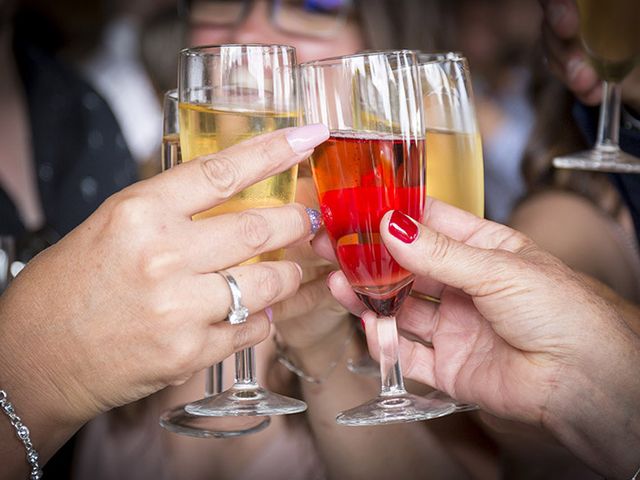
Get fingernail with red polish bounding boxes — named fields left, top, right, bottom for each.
left=285, top=124, right=330, bottom=155
left=360, top=318, right=366, bottom=331
left=265, top=307, right=273, bottom=324
left=388, top=210, right=419, bottom=244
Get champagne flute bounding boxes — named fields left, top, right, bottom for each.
left=178, top=45, right=306, bottom=417
left=301, top=51, right=456, bottom=425
left=158, top=89, right=271, bottom=437
left=553, top=0, right=640, bottom=173
left=419, top=52, right=483, bottom=412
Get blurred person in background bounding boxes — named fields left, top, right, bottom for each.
left=0, top=0, right=140, bottom=476
left=448, top=0, right=541, bottom=223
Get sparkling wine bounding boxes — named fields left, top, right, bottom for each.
left=311, top=132, right=425, bottom=316
left=179, top=103, right=298, bottom=263
left=426, top=129, right=484, bottom=217
left=577, top=0, right=640, bottom=81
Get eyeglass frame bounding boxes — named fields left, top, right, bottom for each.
left=178, top=0, right=354, bottom=39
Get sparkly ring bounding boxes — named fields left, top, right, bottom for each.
left=218, top=270, right=249, bottom=325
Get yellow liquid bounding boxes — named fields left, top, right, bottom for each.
left=426, top=129, right=484, bottom=217
left=577, top=0, right=640, bottom=81
left=179, top=103, right=298, bottom=263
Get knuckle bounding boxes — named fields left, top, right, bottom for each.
left=167, top=340, right=200, bottom=374
left=238, top=210, right=271, bottom=251
left=429, top=232, right=454, bottom=263
left=140, top=250, right=182, bottom=282
left=107, top=194, right=151, bottom=231
left=253, top=140, right=276, bottom=169
left=255, top=265, right=284, bottom=304
left=200, top=155, right=241, bottom=200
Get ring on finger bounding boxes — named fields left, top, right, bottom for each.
left=218, top=270, right=250, bottom=325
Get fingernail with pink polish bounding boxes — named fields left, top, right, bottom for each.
left=286, top=124, right=330, bottom=155
left=265, top=307, right=273, bottom=323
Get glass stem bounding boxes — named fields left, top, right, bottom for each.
left=234, top=347, right=258, bottom=389
left=205, top=363, right=224, bottom=397
left=596, top=80, right=622, bottom=153
left=376, top=316, right=407, bottom=396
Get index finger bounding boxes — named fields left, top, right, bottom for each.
left=422, top=198, right=528, bottom=253
left=149, top=124, right=329, bottom=217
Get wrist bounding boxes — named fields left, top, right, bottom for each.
left=286, top=317, right=356, bottom=368
left=543, top=319, right=640, bottom=478
left=277, top=318, right=362, bottom=382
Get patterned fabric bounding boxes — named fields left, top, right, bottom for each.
left=0, top=32, right=137, bottom=260
left=573, top=102, right=640, bottom=242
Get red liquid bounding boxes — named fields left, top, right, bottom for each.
left=311, top=132, right=425, bottom=317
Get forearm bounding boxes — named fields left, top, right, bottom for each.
left=294, top=333, right=466, bottom=480
left=578, top=272, right=640, bottom=336
left=0, top=359, right=81, bottom=480
left=0, top=305, right=85, bottom=478
left=544, top=319, right=640, bottom=478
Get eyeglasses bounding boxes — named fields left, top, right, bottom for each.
left=179, top=0, right=353, bottom=38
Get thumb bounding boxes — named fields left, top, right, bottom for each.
left=380, top=210, right=528, bottom=297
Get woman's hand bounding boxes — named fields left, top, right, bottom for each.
left=0, top=125, right=329, bottom=469
left=540, top=0, right=640, bottom=111
left=315, top=198, right=640, bottom=479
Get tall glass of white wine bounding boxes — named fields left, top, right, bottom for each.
left=158, top=89, right=271, bottom=437
left=178, top=45, right=307, bottom=417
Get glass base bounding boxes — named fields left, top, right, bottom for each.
left=425, top=390, right=479, bottom=413
left=553, top=148, right=640, bottom=173
left=185, top=385, right=307, bottom=417
left=159, top=404, right=270, bottom=438
left=336, top=392, right=456, bottom=426
left=347, top=355, right=380, bottom=377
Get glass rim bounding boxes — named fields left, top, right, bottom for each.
left=299, top=49, right=418, bottom=68
left=417, top=51, right=466, bottom=65
left=180, top=43, right=296, bottom=58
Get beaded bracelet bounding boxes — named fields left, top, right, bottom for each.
left=0, top=389, right=43, bottom=479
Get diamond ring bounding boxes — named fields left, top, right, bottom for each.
left=218, top=270, right=249, bottom=325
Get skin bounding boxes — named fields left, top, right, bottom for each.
left=0, top=126, right=327, bottom=479
left=155, top=5, right=468, bottom=480
left=315, top=199, right=640, bottom=479
left=539, top=0, right=640, bottom=111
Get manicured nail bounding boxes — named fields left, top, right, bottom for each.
left=388, top=210, right=419, bottom=244
left=548, top=3, right=566, bottom=28
left=305, top=207, right=323, bottom=236
left=360, top=318, right=366, bottom=331
left=285, top=124, right=330, bottom=155
left=265, top=307, right=273, bottom=323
